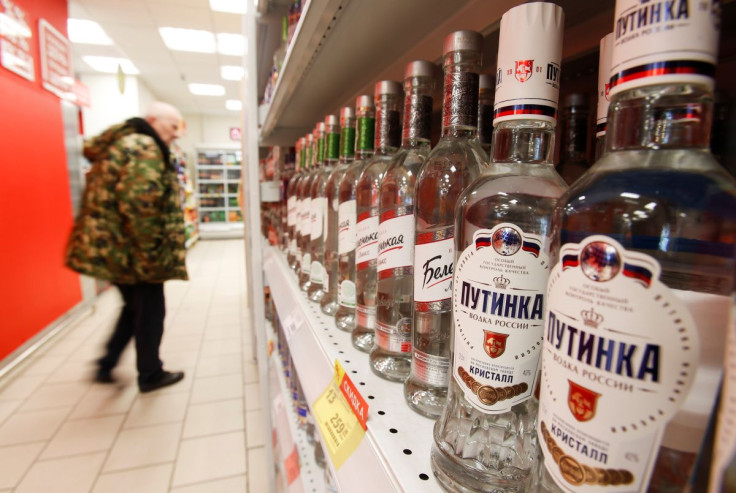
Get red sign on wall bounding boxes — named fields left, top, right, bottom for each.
left=0, top=0, right=35, bottom=81
left=38, top=18, right=72, bottom=99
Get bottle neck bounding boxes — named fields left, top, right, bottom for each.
left=402, top=77, right=433, bottom=148
left=375, top=95, right=401, bottom=154
left=560, top=106, right=589, bottom=164
left=441, top=52, right=480, bottom=136
left=355, top=114, right=375, bottom=159
left=325, top=126, right=340, bottom=164
left=607, top=84, right=713, bottom=152
left=491, top=119, right=556, bottom=165
left=339, top=119, right=356, bottom=161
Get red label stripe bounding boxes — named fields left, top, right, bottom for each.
left=609, top=60, right=715, bottom=89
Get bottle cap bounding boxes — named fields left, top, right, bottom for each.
left=355, top=94, right=374, bottom=111
left=340, top=106, right=355, bottom=121
left=404, top=60, right=436, bottom=79
left=316, top=122, right=325, bottom=132
left=479, top=73, right=493, bottom=90
left=374, top=80, right=402, bottom=98
left=596, top=33, right=613, bottom=137
left=324, top=114, right=338, bottom=126
left=609, top=0, right=719, bottom=97
left=443, top=29, right=483, bottom=55
left=493, top=2, right=564, bottom=126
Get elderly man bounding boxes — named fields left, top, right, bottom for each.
left=66, top=101, right=188, bottom=392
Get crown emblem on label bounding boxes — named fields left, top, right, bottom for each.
left=493, top=275, right=510, bottom=289
left=581, top=307, right=603, bottom=328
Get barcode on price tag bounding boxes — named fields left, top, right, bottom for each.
left=282, top=315, right=300, bottom=341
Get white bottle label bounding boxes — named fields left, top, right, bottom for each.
left=596, top=33, right=614, bottom=138
left=287, top=196, right=296, bottom=228
left=710, top=313, right=736, bottom=493
left=411, top=349, right=450, bottom=387
left=338, top=280, right=355, bottom=308
left=310, top=261, right=323, bottom=284
left=338, top=200, right=356, bottom=255
left=377, top=213, right=415, bottom=275
left=375, top=319, right=411, bottom=353
left=289, top=238, right=297, bottom=257
left=323, top=272, right=329, bottom=294
left=355, top=215, right=379, bottom=268
left=413, top=234, right=454, bottom=308
left=302, top=253, right=311, bottom=275
left=452, top=224, right=547, bottom=413
left=310, top=197, right=325, bottom=240
left=539, top=235, right=726, bottom=492
left=609, top=0, right=719, bottom=97
left=301, top=198, right=312, bottom=236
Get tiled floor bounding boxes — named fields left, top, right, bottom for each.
left=0, top=239, right=268, bottom=493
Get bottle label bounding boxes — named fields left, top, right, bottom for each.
left=411, top=349, right=450, bottom=387
left=338, top=200, right=356, bottom=255
left=493, top=2, right=563, bottom=125
left=310, top=261, right=323, bottom=284
left=609, top=0, right=719, bottom=97
left=596, top=33, right=614, bottom=138
left=301, top=198, right=312, bottom=236
left=287, top=196, right=296, bottom=227
left=355, top=214, right=379, bottom=270
left=310, top=197, right=325, bottom=240
left=302, top=253, right=311, bottom=275
left=323, top=272, right=329, bottom=293
left=452, top=224, right=547, bottom=413
left=710, top=317, right=736, bottom=493
left=356, top=304, right=375, bottom=329
left=375, top=319, right=411, bottom=353
left=539, top=236, right=718, bottom=492
left=377, top=212, right=415, bottom=277
left=338, top=280, right=355, bottom=308
left=413, top=233, right=454, bottom=311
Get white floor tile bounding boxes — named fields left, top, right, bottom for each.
left=92, top=464, right=173, bottom=493
left=69, top=383, right=138, bottom=419
left=199, top=338, right=243, bottom=358
left=19, top=381, right=91, bottom=412
left=19, top=354, right=68, bottom=376
left=0, top=399, right=22, bottom=426
left=195, top=353, right=242, bottom=379
left=41, top=415, right=124, bottom=459
left=0, top=442, right=45, bottom=489
left=123, top=392, right=189, bottom=428
left=190, top=373, right=243, bottom=404
left=171, top=475, right=246, bottom=493
left=14, top=452, right=106, bottom=493
left=0, top=407, right=70, bottom=446
left=244, top=383, right=262, bottom=411
left=245, top=410, right=266, bottom=448
left=0, top=375, right=46, bottom=401
left=171, top=431, right=247, bottom=487
left=103, top=423, right=181, bottom=472
left=243, top=361, right=259, bottom=384
left=247, top=446, right=269, bottom=493
left=182, top=398, right=244, bottom=439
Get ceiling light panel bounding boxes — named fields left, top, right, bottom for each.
left=83, top=56, right=139, bottom=74
left=226, top=99, right=242, bottom=111
left=217, top=33, right=245, bottom=56
left=159, top=27, right=216, bottom=53
left=189, top=83, right=225, bottom=96
left=68, top=19, right=113, bottom=45
left=210, top=0, right=247, bottom=14
left=220, top=65, right=244, bottom=81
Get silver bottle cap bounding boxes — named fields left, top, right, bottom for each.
left=443, top=29, right=483, bottom=55
left=316, top=121, right=325, bottom=132
left=355, top=94, right=373, bottom=110
left=340, top=106, right=355, bottom=120
left=324, top=114, right=338, bottom=126
left=404, top=60, right=436, bottom=80
left=374, top=80, right=402, bottom=98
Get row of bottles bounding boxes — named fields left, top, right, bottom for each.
left=266, top=1, right=736, bottom=491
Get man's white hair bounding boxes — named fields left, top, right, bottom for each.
left=145, top=101, right=181, bottom=121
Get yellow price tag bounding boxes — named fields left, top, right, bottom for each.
left=312, top=361, right=366, bottom=469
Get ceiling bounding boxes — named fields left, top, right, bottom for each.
left=68, top=0, right=285, bottom=117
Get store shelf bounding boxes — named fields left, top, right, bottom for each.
left=263, top=246, right=442, bottom=493
left=258, top=0, right=614, bottom=145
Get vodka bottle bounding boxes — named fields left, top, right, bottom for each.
left=711, top=309, right=736, bottom=493
left=371, top=60, right=436, bottom=381
left=407, top=30, right=486, bottom=419
left=594, top=33, right=613, bottom=162
left=335, top=95, right=375, bottom=332
left=321, top=106, right=356, bottom=316
left=308, top=117, right=336, bottom=303
left=556, top=94, right=590, bottom=185
left=287, top=138, right=304, bottom=270
left=297, top=131, right=316, bottom=291
left=478, top=73, right=494, bottom=156
left=432, top=4, right=566, bottom=491
left=353, top=80, right=403, bottom=352
left=539, top=2, right=736, bottom=492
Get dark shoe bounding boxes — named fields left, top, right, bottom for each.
left=94, top=369, right=116, bottom=384
left=139, top=371, right=185, bottom=393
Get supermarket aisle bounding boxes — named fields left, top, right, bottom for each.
left=0, top=239, right=268, bottom=493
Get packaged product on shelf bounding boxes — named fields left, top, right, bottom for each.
left=594, top=33, right=613, bottom=162
left=371, top=60, right=436, bottom=382
left=335, top=95, right=375, bottom=333
left=353, top=80, right=403, bottom=353
left=478, top=73, right=494, bottom=156
left=538, top=1, right=736, bottom=491
left=556, top=93, right=591, bottom=185
left=287, top=138, right=305, bottom=270
left=431, top=4, right=566, bottom=491
left=408, top=29, right=486, bottom=419
left=297, top=132, right=316, bottom=291
left=321, top=106, right=356, bottom=316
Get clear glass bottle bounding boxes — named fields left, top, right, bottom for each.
left=556, top=93, right=591, bottom=185
left=353, top=80, right=403, bottom=353
left=335, top=95, right=375, bottom=332
left=407, top=30, right=487, bottom=419
left=594, top=33, right=613, bottom=162
left=371, top=61, right=436, bottom=380
left=539, top=2, right=736, bottom=492
left=287, top=138, right=304, bottom=270
left=432, top=5, right=566, bottom=491
left=321, top=106, right=356, bottom=316
left=297, top=131, right=316, bottom=291
left=478, top=73, right=494, bottom=156
left=308, top=118, right=336, bottom=303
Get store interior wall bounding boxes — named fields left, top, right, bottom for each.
left=79, top=73, right=154, bottom=138
left=0, top=0, right=83, bottom=362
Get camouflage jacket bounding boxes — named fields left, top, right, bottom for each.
left=66, top=119, right=188, bottom=284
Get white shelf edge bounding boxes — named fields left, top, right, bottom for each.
left=263, top=246, right=442, bottom=493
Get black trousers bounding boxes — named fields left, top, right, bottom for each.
left=98, top=283, right=165, bottom=384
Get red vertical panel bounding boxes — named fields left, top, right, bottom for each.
left=0, top=0, right=82, bottom=361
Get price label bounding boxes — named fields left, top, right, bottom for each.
left=282, top=314, right=300, bottom=342
left=312, top=360, right=368, bottom=469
